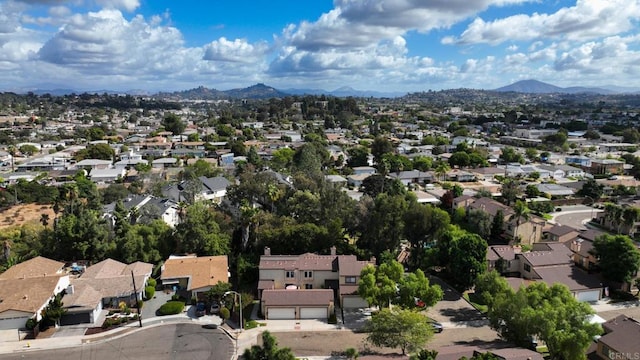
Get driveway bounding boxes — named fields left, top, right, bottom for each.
left=141, top=289, right=174, bottom=319
left=427, top=276, right=488, bottom=327
left=550, top=205, right=603, bottom=230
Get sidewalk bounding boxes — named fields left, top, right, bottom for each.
left=590, top=298, right=640, bottom=313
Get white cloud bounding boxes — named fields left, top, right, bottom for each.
left=202, top=37, right=269, bottom=63
left=95, top=0, right=140, bottom=12
left=452, top=0, right=640, bottom=45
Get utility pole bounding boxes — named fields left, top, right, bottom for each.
left=131, top=270, right=143, bottom=328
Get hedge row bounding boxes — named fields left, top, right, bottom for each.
left=158, top=301, right=185, bottom=315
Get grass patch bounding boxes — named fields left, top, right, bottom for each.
left=244, top=320, right=266, bottom=330
left=464, top=293, right=488, bottom=313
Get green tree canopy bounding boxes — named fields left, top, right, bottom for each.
left=592, top=234, right=640, bottom=284
left=243, top=331, right=296, bottom=360
left=488, top=282, right=601, bottom=360
left=162, top=113, right=186, bottom=135
left=365, top=308, right=433, bottom=355
left=174, top=202, right=231, bottom=256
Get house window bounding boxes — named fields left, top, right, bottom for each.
left=305, top=284, right=313, bottom=289
left=524, top=263, right=531, bottom=272
left=285, top=271, right=295, bottom=278
left=304, top=271, right=313, bottom=279
left=345, top=276, right=357, bottom=284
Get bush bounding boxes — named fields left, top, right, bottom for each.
left=219, top=307, right=230, bottom=322
left=147, top=278, right=157, bottom=288
left=144, top=286, right=155, bottom=300
left=25, top=318, right=37, bottom=330
left=158, top=301, right=185, bottom=315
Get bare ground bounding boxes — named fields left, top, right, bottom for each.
left=0, top=204, right=55, bottom=229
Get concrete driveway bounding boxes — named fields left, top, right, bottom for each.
left=427, top=276, right=489, bottom=328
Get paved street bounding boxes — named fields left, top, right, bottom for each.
left=550, top=205, right=603, bottom=230
left=0, top=323, right=233, bottom=360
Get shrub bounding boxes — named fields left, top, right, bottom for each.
left=147, top=278, right=157, bottom=288
left=144, top=286, right=155, bottom=300
left=219, top=307, right=230, bottom=322
left=25, top=318, right=37, bottom=330
left=158, top=301, right=185, bottom=315
left=171, top=294, right=181, bottom=301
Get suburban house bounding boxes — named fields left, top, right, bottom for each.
left=61, top=259, right=153, bottom=325
left=160, top=255, right=229, bottom=300
left=517, top=243, right=603, bottom=302
left=535, top=183, right=575, bottom=198
left=103, top=194, right=181, bottom=228
left=437, top=343, right=544, bottom=360
left=566, top=229, right=606, bottom=271
left=544, top=224, right=580, bottom=243
left=257, top=246, right=375, bottom=320
left=589, top=315, right=640, bottom=360
left=0, top=257, right=70, bottom=331
left=388, top=170, right=434, bottom=186
left=538, top=164, right=585, bottom=179
left=162, top=176, right=231, bottom=204
left=75, top=159, right=113, bottom=171
left=565, top=155, right=592, bottom=168
left=467, top=197, right=545, bottom=245
left=88, top=168, right=126, bottom=183
left=486, top=243, right=603, bottom=301
left=590, top=159, right=624, bottom=175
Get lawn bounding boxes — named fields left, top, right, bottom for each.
left=464, top=292, right=488, bottom=313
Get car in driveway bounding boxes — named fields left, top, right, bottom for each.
left=427, top=318, right=443, bottom=333
left=210, top=302, right=220, bottom=314
left=195, top=302, right=206, bottom=317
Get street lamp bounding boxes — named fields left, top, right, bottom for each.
left=224, top=291, right=243, bottom=331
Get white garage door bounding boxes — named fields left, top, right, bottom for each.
left=267, top=307, right=296, bottom=320
left=0, top=316, right=30, bottom=330
left=576, top=290, right=600, bottom=302
left=300, top=307, right=327, bottom=319
left=342, top=296, right=368, bottom=309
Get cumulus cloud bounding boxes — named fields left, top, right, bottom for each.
left=95, top=0, right=140, bottom=12
left=203, top=37, right=269, bottom=63
left=451, top=0, right=640, bottom=45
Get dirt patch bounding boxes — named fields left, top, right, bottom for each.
left=0, top=203, right=55, bottom=229
left=270, top=331, right=401, bottom=357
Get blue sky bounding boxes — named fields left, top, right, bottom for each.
left=1, top=0, right=640, bottom=93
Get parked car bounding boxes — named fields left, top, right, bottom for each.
left=427, top=318, right=443, bottom=333
left=210, top=302, right=220, bottom=314
left=195, top=302, right=206, bottom=317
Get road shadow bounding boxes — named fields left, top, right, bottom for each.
left=439, top=307, right=486, bottom=324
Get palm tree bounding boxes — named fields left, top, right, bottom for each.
left=611, top=205, right=624, bottom=234
left=622, top=207, right=640, bottom=237
left=509, top=200, right=530, bottom=244
left=603, top=203, right=618, bottom=229
left=435, top=162, right=451, bottom=182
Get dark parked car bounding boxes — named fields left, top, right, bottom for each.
left=427, top=318, right=443, bottom=333
left=195, top=302, right=206, bottom=317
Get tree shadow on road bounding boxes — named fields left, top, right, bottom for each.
left=439, top=307, right=487, bottom=324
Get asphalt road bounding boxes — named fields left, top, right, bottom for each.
left=551, top=205, right=602, bottom=230
left=1, top=323, right=234, bottom=360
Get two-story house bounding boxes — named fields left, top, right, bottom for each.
left=468, top=197, right=545, bottom=245
left=590, top=315, right=640, bottom=360
left=258, top=247, right=375, bottom=320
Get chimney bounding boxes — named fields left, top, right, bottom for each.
left=264, top=246, right=271, bottom=256
left=330, top=246, right=336, bottom=256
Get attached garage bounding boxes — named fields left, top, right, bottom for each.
left=300, top=307, right=327, bottom=319
left=60, top=312, right=91, bottom=326
left=261, top=289, right=334, bottom=320
left=341, top=296, right=368, bottom=309
left=576, top=290, right=600, bottom=302
left=267, top=307, right=296, bottom=320
left=0, top=311, right=31, bottom=330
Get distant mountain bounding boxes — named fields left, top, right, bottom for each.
left=223, top=83, right=289, bottom=99
left=284, top=86, right=405, bottom=98
left=495, top=79, right=613, bottom=94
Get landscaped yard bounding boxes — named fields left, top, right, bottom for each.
left=463, top=292, right=488, bottom=313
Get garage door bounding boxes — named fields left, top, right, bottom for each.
left=61, top=312, right=91, bottom=326
left=576, top=290, right=600, bottom=302
left=342, top=296, right=368, bottom=309
left=0, top=316, right=30, bottom=330
left=267, top=307, right=295, bottom=320
left=300, top=307, right=327, bottom=319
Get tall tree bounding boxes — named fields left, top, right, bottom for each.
left=489, top=282, right=601, bottom=360
left=592, top=234, right=640, bottom=285
left=365, top=308, right=433, bottom=355
left=162, top=113, right=186, bottom=135
left=403, top=203, right=450, bottom=269
left=174, top=202, right=230, bottom=256
left=509, top=200, right=530, bottom=244
left=371, top=136, right=394, bottom=165
left=357, top=193, right=408, bottom=260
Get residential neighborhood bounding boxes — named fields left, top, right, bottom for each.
left=1, top=88, right=640, bottom=360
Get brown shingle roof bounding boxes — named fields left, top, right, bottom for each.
left=161, top=255, right=229, bottom=291
left=534, top=265, right=602, bottom=292
left=546, top=224, right=579, bottom=237
left=469, top=197, right=514, bottom=217
left=62, top=281, right=103, bottom=312
left=0, top=256, right=65, bottom=280
left=337, top=255, right=374, bottom=276
left=261, top=289, right=333, bottom=307
left=600, top=315, right=640, bottom=355
left=518, top=250, right=572, bottom=267
left=0, top=276, right=64, bottom=313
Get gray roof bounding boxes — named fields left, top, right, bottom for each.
left=535, top=183, right=575, bottom=196
left=534, top=265, right=602, bottom=292
left=199, top=176, right=231, bottom=192
left=76, top=159, right=112, bottom=166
